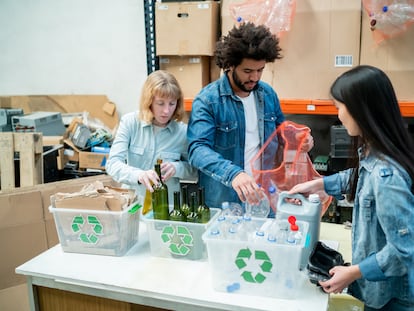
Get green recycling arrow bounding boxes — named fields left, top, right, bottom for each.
left=235, top=248, right=273, bottom=283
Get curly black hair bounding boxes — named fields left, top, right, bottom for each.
left=214, top=22, right=282, bottom=70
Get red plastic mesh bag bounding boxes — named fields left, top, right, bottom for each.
left=250, top=121, right=331, bottom=215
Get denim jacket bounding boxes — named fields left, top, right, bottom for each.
left=324, top=148, right=414, bottom=308
left=106, top=112, right=197, bottom=203
left=187, top=73, right=285, bottom=208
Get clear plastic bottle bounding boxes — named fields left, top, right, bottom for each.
left=208, top=228, right=221, bottom=239
left=253, top=230, right=266, bottom=242
left=268, top=184, right=278, bottom=218
left=267, top=219, right=280, bottom=243
left=246, top=191, right=270, bottom=218
left=277, top=220, right=289, bottom=244
left=227, top=217, right=242, bottom=240
left=239, top=213, right=256, bottom=240
left=286, top=216, right=302, bottom=245
left=216, top=214, right=228, bottom=239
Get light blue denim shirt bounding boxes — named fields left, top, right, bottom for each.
left=106, top=111, right=197, bottom=203
left=187, top=73, right=285, bottom=208
left=324, top=148, right=414, bottom=308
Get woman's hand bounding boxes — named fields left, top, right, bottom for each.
left=319, top=265, right=361, bottom=294
left=161, top=162, right=176, bottom=182
left=288, top=178, right=324, bottom=197
left=137, top=170, right=159, bottom=192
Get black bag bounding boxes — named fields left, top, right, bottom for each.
left=307, top=241, right=349, bottom=285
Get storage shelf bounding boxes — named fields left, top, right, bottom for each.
left=184, top=98, right=414, bottom=117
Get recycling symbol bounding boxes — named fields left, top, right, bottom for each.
left=161, top=225, right=194, bottom=256
left=235, top=248, right=273, bottom=283
left=71, top=215, right=104, bottom=244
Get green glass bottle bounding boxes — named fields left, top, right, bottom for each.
left=197, top=186, right=210, bottom=223
left=180, top=185, right=190, bottom=221
left=186, top=191, right=199, bottom=223
left=152, top=163, right=169, bottom=220
left=169, top=191, right=184, bottom=221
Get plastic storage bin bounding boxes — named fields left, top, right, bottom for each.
left=202, top=217, right=309, bottom=299
left=142, top=208, right=220, bottom=260
left=49, top=202, right=141, bottom=256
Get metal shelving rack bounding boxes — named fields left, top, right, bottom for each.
left=144, top=1, right=159, bottom=74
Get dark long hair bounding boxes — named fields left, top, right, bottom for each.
left=330, top=65, right=414, bottom=199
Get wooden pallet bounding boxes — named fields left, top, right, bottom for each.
left=0, top=132, right=43, bottom=190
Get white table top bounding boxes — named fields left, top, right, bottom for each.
left=14, top=222, right=349, bottom=311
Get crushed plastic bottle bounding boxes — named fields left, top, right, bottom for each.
left=245, top=188, right=270, bottom=218
left=222, top=201, right=244, bottom=217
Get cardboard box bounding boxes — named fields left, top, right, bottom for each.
left=273, top=0, right=361, bottom=100
left=0, top=95, right=119, bottom=130
left=221, top=0, right=362, bottom=100
left=159, top=56, right=211, bottom=99
left=63, top=138, right=108, bottom=170
left=0, top=95, right=120, bottom=171
left=78, top=151, right=108, bottom=170
left=0, top=189, right=47, bottom=290
left=155, top=1, right=220, bottom=56
left=360, top=11, right=414, bottom=101
left=0, top=174, right=116, bottom=289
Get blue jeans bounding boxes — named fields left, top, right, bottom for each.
left=364, top=298, right=414, bottom=311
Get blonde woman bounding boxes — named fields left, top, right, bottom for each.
left=106, top=70, right=197, bottom=203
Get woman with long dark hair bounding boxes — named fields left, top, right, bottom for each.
left=289, top=65, right=414, bottom=310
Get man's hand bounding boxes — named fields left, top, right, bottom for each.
left=296, top=132, right=314, bottom=152
left=232, top=172, right=262, bottom=205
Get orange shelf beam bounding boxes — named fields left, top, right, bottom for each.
left=184, top=98, right=414, bottom=117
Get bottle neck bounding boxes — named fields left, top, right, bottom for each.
left=190, top=192, right=198, bottom=212
left=198, top=187, right=205, bottom=206
left=173, top=192, right=181, bottom=210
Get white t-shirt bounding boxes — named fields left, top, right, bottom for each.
left=238, top=92, right=260, bottom=176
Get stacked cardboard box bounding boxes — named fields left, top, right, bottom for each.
left=221, top=0, right=414, bottom=106
left=0, top=174, right=116, bottom=290
left=221, top=0, right=362, bottom=101
left=155, top=1, right=221, bottom=100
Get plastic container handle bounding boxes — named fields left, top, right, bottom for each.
left=278, top=191, right=307, bottom=205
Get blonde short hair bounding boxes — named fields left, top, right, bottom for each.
left=138, top=70, right=184, bottom=123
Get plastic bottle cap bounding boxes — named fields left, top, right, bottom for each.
left=308, top=193, right=320, bottom=203
left=222, top=201, right=230, bottom=209
left=288, top=215, right=297, bottom=225
left=268, top=186, right=276, bottom=193
left=256, top=230, right=265, bottom=237
left=290, top=223, right=299, bottom=231
left=210, top=229, right=220, bottom=236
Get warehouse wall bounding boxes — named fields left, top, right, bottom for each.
left=0, top=0, right=147, bottom=116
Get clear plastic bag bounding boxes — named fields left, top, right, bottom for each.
left=250, top=121, right=331, bottom=215
left=363, top=0, right=414, bottom=43
left=229, top=0, right=296, bottom=35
